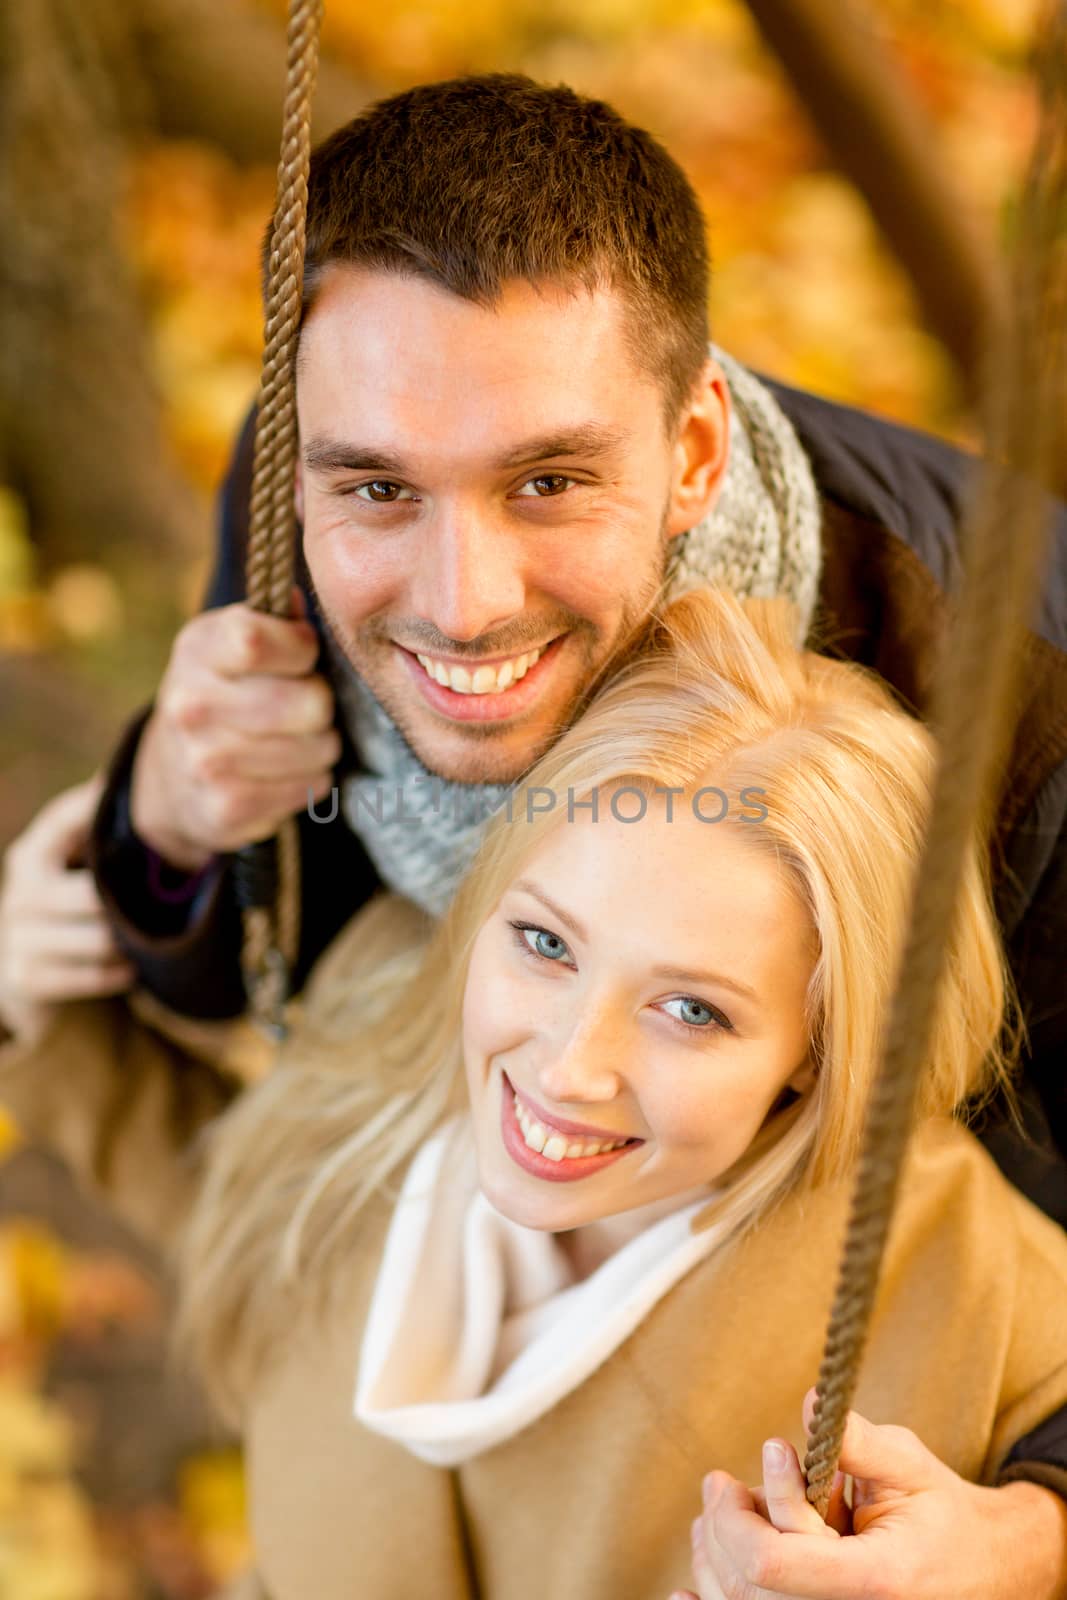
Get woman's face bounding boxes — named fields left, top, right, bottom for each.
left=461, top=794, right=818, bottom=1232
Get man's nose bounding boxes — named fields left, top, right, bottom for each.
left=409, top=506, right=527, bottom=644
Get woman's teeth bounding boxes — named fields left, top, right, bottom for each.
left=416, top=644, right=546, bottom=695
left=513, top=1092, right=630, bottom=1161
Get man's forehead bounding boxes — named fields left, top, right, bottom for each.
left=296, top=262, right=641, bottom=371
left=294, top=265, right=670, bottom=453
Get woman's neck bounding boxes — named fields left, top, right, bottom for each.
left=555, top=1183, right=715, bottom=1281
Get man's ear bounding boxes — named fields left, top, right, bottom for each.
left=294, top=458, right=305, bottom=524
left=665, top=357, right=731, bottom=540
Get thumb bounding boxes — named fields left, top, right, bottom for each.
left=32, top=773, right=106, bottom=862
left=802, top=1387, right=939, bottom=1495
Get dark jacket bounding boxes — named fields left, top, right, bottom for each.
left=90, top=384, right=1067, bottom=1170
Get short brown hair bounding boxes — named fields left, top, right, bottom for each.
left=295, top=73, right=711, bottom=426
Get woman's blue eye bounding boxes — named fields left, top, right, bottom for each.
left=529, top=928, right=570, bottom=962
left=662, top=996, right=727, bottom=1030
left=511, top=921, right=572, bottom=964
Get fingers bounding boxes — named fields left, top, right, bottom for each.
left=187, top=729, right=342, bottom=784
left=160, top=668, right=335, bottom=741
left=193, top=603, right=321, bottom=682
left=0, top=781, right=135, bottom=1041
left=803, top=1387, right=938, bottom=1496
left=24, top=958, right=136, bottom=1002
left=3, top=911, right=134, bottom=1001
left=701, top=1470, right=872, bottom=1600
left=760, top=1440, right=834, bottom=1537
left=7, top=866, right=101, bottom=919
left=825, top=1472, right=852, bottom=1537
left=15, top=915, right=123, bottom=964
left=9, top=775, right=103, bottom=870
left=133, top=602, right=341, bottom=860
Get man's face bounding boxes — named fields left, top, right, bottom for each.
left=296, top=266, right=728, bottom=783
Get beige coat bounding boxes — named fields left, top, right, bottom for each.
left=3, top=1001, right=1067, bottom=1599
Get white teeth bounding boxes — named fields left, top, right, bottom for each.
left=523, top=1120, right=547, bottom=1154
left=416, top=645, right=546, bottom=695
left=513, top=1092, right=630, bottom=1161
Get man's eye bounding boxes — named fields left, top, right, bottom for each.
left=516, top=475, right=575, bottom=498
left=353, top=481, right=412, bottom=503
left=661, top=997, right=732, bottom=1032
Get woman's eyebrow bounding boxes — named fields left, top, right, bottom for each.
left=511, top=883, right=761, bottom=1003
left=512, top=880, right=588, bottom=942
left=648, top=964, right=761, bottom=1005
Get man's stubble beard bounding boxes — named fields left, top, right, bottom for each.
left=307, top=504, right=678, bottom=786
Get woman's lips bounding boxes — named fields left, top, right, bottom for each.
left=510, top=1076, right=636, bottom=1143
left=499, top=1072, right=641, bottom=1184
left=398, top=635, right=566, bottom=723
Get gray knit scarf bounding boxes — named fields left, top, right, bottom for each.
left=325, top=349, right=822, bottom=916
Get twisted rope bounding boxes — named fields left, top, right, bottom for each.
left=236, top=0, right=322, bottom=1034
left=804, top=2, right=1067, bottom=1516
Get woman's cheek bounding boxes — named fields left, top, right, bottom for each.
left=652, top=1077, right=763, bottom=1168
left=466, top=962, right=535, bottom=1059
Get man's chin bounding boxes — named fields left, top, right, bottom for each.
left=404, top=725, right=553, bottom=787
left=379, top=681, right=580, bottom=785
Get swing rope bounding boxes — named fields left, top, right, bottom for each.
left=234, top=0, right=323, bottom=1037
left=804, top=5, right=1066, bottom=1514
left=241, top=0, right=1066, bottom=1518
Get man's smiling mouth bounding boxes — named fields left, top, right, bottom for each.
left=396, top=636, right=568, bottom=724
left=413, top=642, right=550, bottom=695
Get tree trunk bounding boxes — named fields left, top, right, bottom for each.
left=741, top=0, right=1006, bottom=403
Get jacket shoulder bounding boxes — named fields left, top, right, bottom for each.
left=768, top=376, right=1067, bottom=652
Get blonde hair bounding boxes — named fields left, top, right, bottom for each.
left=179, top=589, right=1019, bottom=1414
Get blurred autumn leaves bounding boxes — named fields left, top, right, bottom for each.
left=0, top=1206, right=249, bottom=1599
left=0, top=0, right=1048, bottom=1594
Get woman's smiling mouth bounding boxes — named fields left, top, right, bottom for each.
left=499, top=1071, right=643, bottom=1182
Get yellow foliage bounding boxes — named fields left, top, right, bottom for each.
left=178, top=1450, right=252, bottom=1582
left=4, top=1225, right=67, bottom=1345
left=0, top=1381, right=104, bottom=1600
left=0, top=1107, right=22, bottom=1164
left=0, top=488, right=35, bottom=597
left=47, top=566, right=124, bottom=645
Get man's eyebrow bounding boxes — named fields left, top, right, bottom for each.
left=493, top=424, right=630, bottom=469
left=512, top=879, right=762, bottom=1006
left=302, top=423, right=629, bottom=477
left=303, top=436, right=407, bottom=475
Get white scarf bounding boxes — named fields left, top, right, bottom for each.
left=354, top=1113, right=726, bottom=1465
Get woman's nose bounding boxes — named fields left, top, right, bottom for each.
left=535, top=1004, right=627, bottom=1107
